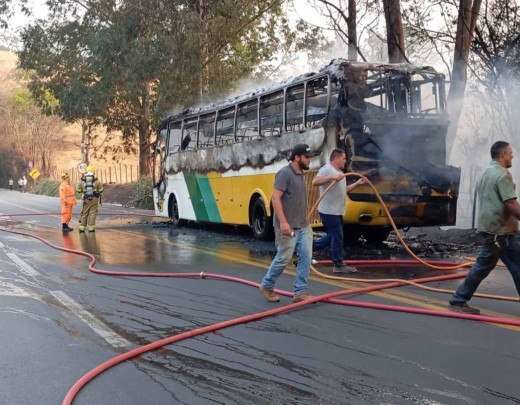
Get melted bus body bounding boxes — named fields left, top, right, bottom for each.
left=153, top=60, right=460, bottom=242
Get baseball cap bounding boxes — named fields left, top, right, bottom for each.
left=289, top=144, right=316, bottom=160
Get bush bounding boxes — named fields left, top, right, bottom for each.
left=128, top=177, right=154, bottom=209
left=30, top=178, right=60, bottom=197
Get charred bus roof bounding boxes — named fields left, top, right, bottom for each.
left=158, top=59, right=445, bottom=132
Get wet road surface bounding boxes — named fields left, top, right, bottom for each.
left=0, top=189, right=519, bottom=405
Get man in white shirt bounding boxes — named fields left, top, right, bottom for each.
left=312, top=149, right=366, bottom=273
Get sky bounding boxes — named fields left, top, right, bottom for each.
left=8, top=0, right=326, bottom=27
left=4, top=1, right=331, bottom=46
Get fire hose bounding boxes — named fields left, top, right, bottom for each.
left=308, top=172, right=519, bottom=303
left=0, top=176, right=518, bottom=404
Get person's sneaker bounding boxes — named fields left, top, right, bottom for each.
left=292, top=292, right=314, bottom=303
left=260, top=287, right=280, bottom=303
left=332, top=264, right=358, bottom=274
left=449, top=302, right=481, bottom=315
left=78, top=225, right=86, bottom=233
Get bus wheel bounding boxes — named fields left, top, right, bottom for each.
left=251, top=198, right=273, bottom=241
left=363, top=227, right=391, bottom=244
left=168, top=194, right=180, bottom=226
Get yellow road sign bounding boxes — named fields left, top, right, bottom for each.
left=29, top=168, right=40, bottom=180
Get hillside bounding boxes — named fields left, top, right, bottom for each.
left=0, top=50, right=139, bottom=179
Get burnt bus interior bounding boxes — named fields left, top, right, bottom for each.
left=163, top=67, right=450, bottom=149
left=157, top=62, right=460, bottom=228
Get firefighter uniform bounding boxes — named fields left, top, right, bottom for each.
left=77, top=167, right=104, bottom=232
left=59, top=173, right=76, bottom=232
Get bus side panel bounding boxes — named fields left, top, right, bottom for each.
left=208, top=173, right=240, bottom=224
left=168, top=172, right=197, bottom=221
left=230, top=173, right=277, bottom=225
left=183, top=172, right=222, bottom=223
left=220, top=162, right=289, bottom=226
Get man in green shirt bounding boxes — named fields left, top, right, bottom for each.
left=450, top=141, right=520, bottom=314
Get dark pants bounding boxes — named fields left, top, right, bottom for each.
left=451, top=233, right=520, bottom=304
left=314, top=213, right=344, bottom=265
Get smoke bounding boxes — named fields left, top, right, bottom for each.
left=449, top=76, right=520, bottom=227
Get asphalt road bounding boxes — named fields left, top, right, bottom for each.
left=0, top=189, right=519, bottom=405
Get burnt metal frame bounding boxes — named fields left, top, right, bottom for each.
left=165, top=68, right=447, bottom=155
left=169, top=73, right=331, bottom=153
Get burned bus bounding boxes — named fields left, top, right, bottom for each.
left=153, top=59, right=460, bottom=243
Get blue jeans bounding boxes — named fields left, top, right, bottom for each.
left=451, top=233, right=520, bottom=304
left=261, top=226, right=313, bottom=295
left=314, top=213, right=344, bottom=265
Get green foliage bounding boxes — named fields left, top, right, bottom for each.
left=17, top=0, right=327, bottom=177
left=29, top=178, right=60, bottom=197
left=11, top=88, right=32, bottom=110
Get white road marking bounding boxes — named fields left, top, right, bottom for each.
left=5, top=252, right=41, bottom=278
left=0, top=240, right=4, bottom=248
left=51, top=290, right=131, bottom=348
left=0, top=280, right=35, bottom=298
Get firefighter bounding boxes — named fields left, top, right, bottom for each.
left=77, top=166, right=104, bottom=232
left=59, top=173, right=76, bottom=232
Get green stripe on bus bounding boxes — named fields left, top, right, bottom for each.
left=183, top=172, right=222, bottom=223
left=196, top=176, right=222, bottom=223
left=184, top=172, right=209, bottom=221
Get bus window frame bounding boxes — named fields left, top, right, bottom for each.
left=283, top=88, right=287, bottom=132
left=167, top=120, right=183, bottom=155
left=303, top=81, right=308, bottom=128
left=259, top=89, right=284, bottom=137
left=285, top=82, right=305, bottom=131
left=197, top=112, right=216, bottom=149
left=213, top=111, right=218, bottom=145
left=233, top=104, right=238, bottom=142
left=257, top=97, right=261, bottom=137
left=165, top=121, right=171, bottom=153
left=303, top=74, right=331, bottom=128
left=181, top=117, right=198, bottom=151
left=215, top=106, right=236, bottom=145
left=236, top=98, right=260, bottom=142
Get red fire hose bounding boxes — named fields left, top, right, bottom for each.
left=0, top=207, right=518, bottom=404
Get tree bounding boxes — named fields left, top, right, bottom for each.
left=468, top=0, right=520, bottom=150
left=0, top=89, right=64, bottom=175
left=18, top=21, right=103, bottom=165
left=313, top=0, right=368, bottom=61
left=446, top=0, right=482, bottom=155
left=311, top=0, right=410, bottom=63
left=402, top=0, right=483, bottom=156
left=347, top=0, right=357, bottom=60
left=382, top=0, right=407, bottom=63
left=19, top=0, right=325, bottom=177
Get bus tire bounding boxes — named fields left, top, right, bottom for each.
left=250, top=197, right=274, bottom=241
left=362, top=227, right=391, bottom=244
left=168, top=194, right=180, bottom=226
